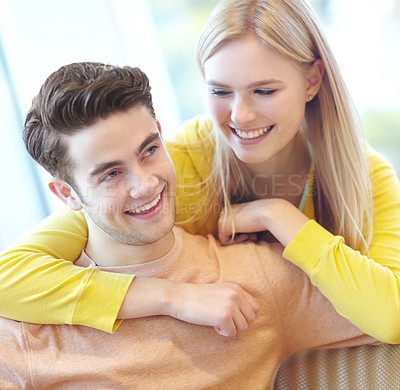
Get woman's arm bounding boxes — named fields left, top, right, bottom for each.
left=0, top=205, right=258, bottom=336
left=0, top=209, right=132, bottom=333
left=218, top=151, right=400, bottom=343
left=282, top=152, right=400, bottom=343
left=0, top=115, right=259, bottom=334
left=119, top=277, right=258, bottom=336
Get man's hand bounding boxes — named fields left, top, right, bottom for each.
left=119, top=278, right=259, bottom=337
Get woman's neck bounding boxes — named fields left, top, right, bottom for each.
left=239, top=132, right=312, bottom=203
left=244, top=132, right=309, bottom=175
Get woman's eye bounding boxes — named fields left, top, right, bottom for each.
left=255, top=89, right=277, bottom=96
left=144, top=145, right=158, bottom=157
left=211, top=89, right=231, bottom=96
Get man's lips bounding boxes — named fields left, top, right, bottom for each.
left=125, top=192, right=162, bottom=215
left=231, top=125, right=274, bottom=140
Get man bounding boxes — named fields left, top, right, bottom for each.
left=0, top=63, right=376, bottom=389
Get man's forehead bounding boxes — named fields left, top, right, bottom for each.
left=88, top=132, right=161, bottom=178
left=67, top=107, right=160, bottom=175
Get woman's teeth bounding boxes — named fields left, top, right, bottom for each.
left=127, top=193, right=161, bottom=214
left=234, top=125, right=273, bottom=140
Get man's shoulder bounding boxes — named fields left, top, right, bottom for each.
left=0, top=316, right=23, bottom=333
left=175, top=228, right=287, bottom=272
left=74, top=250, right=97, bottom=268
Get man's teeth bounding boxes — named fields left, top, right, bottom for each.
left=234, top=126, right=273, bottom=140
left=128, top=193, right=161, bottom=214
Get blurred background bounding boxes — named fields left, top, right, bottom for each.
left=0, top=0, right=399, bottom=250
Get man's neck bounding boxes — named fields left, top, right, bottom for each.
left=84, top=228, right=176, bottom=267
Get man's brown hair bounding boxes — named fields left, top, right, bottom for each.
left=23, top=62, right=155, bottom=186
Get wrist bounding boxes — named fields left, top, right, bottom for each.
left=258, top=198, right=288, bottom=229
left=118, top=278, right=174, bottom=319
left=260, top=199, right=309, bottom=247
left=160, top=280, right=181, bottom=318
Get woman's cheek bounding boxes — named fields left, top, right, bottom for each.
left=208, top=99, right=228, bottom=123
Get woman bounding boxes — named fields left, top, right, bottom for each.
left=1, top=0, right=400, bottom=342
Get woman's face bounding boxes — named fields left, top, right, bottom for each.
left=204, top=34, right=317, bottom=167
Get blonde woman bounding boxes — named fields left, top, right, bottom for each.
left=1, top=0, right=400, bottom=342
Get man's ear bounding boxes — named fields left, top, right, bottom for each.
left=306, top=59, right=325, bottom=100
left=156, top=119, right=162, bottom=136
left=48, top=179, right=83, bottom=211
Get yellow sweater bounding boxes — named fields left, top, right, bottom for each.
left=1, top=115, right=400, bottom=342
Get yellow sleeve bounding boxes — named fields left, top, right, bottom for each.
left=166, top=115, right=220, bottom=237
left=283, top=150, right=400, bottom=343
left=0, top=208, right=133, bottom=333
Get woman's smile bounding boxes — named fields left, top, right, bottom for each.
left=231, top=125, right=275, bottom=141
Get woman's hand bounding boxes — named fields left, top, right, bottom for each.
left=218, top=198, right=310, bottom=247
left=119, top=278, right=259, bottom=337
left=167, top=281, right=260, bottom=337
left=218, top=200, right=268, bottom=245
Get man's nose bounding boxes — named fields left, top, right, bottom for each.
left=126, top=172, right=160, bottom=198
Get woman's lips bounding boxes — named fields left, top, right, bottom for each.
left=231, top=125, right=274, bottom=140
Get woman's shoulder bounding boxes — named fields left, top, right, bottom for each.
left=165, top=115, right=215, bottom=171
left=366, top=146, right=400, bottom=203
left=366, top=146, right=398, bottom=179
left=169, top=115, right=214, bottom=144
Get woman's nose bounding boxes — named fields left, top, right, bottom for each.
left=231, top=96, right=257, bottom=126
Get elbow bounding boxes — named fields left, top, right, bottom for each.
left=373, top=313, right=400, bottom=344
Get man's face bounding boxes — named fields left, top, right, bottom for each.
left=67, top=106, right=176, bottom=246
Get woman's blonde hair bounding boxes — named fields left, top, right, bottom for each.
left=195, top=0, right=373, bottom=252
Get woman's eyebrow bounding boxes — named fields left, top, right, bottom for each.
left=207, top=79, right=283, bottom=88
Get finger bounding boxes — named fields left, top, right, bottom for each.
left=231, top=290, right=259, bottom=326
left=218, top=216, right=232, bottom=245
left=218, top=230, right=232, bottom=245
left=231, top=234, right=251, bottom=245
left=214, top=319, right=237, bottom=337
left=243, top=290, right=260, bottom=313
left=232, top=310, right=249, bottom=333
left=247, top=233, right=258, bottom=242
left=239, top=298, right=259, bottom=325
left=220, top=234, right=247, bottom=246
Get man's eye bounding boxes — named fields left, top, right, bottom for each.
left=255, top=89, right=277, bottom=96
left=103, top=170, right=119, bottom=181
left=144, top=145, right=158, bottom=157
left=211, top=89, right=231, bottom=96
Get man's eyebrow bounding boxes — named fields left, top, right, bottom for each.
left=138, top=132, right=161, bottom=155
left=89, top=160, right=124, bottom=178
left=88, top=132, right=161, bottom=178
left=206, top=79, right=283, bottom=88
